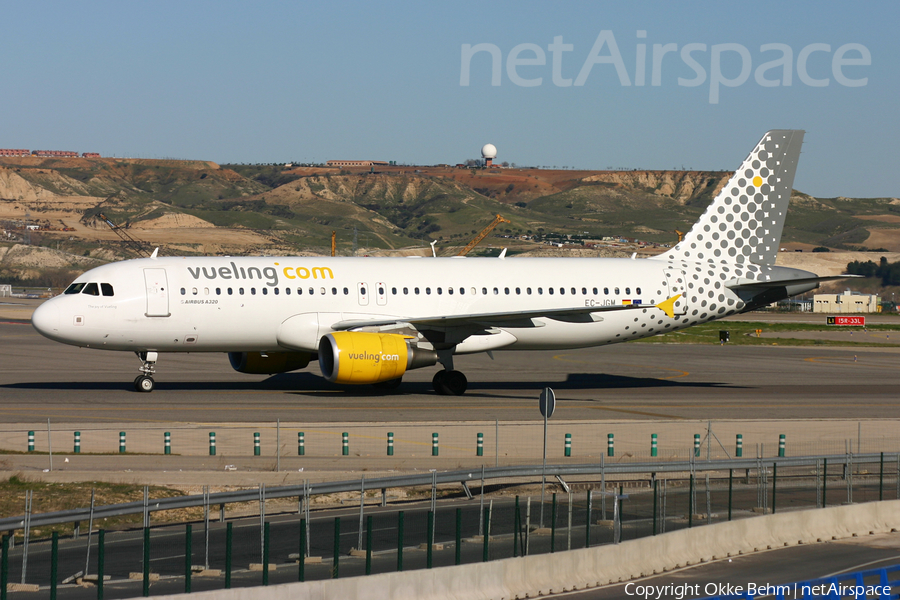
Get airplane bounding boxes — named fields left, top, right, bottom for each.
left=31, top=130, right=848, bottom=395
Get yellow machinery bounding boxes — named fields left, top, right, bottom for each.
left=457, top=214, right=511, bottom=256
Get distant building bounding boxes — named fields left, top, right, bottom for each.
left=32, top=150, right=78, bottom=158
left=813, top=290, right=881, bottom=313
left=82, top=152, right=101, bottom=158
left=0, top=149, right=29, bottom=157
left=326, top=160, right=389, bottom=167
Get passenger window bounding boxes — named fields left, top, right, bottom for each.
left=459, top=287, right=465, bottom=295
left=228, top=288, right=233, bottom=295
left=180, top=288, right=186, bottom=295
left=438, top=287, right=443, bottom=295
left=593, top=287, right=598, bottom=295
left=426, top=287, right=431, bottom=295
left=101, top=283, right=114, bottom=297
left=309, top=287, right=314, bottom=295
left=344, top=287, right=349, bottom=295
left=448, top=287, right=454, bottom=295
left=297, top=288, right=302, bottom=295
left=515, top=287, right=521, bottom=295
left=572, top=288, right=577, bottom=295
left=332, top=287, right=338, bottom=295
left=262, top=288, right=268, bottom=295
left=493, top=287, right=499, bottom=295
left=392, top=287, right=397, bottom=295
left=625, top=287, right=631, bottom=295
left=64, top=283, right=86, bottom=294
left=581, top=288, right=587, bottom=295
left=285, top=288, right=291, bottom=295
left=636, top=287, right=642, bottom=295
left=216, top=288, right=221, bottom=295
left=549, top=288, right=554, bottom=295
left=359, top=287, right=366, bottom=295
left=204, top=288, right=209, bottom=296
left=604, top=287, right=609, bottom=295
left=415, top=287, right=420, bottom=295
left=482, top=287, right=487, bottom=295
left=504, top=287, right=510, bottom=295
left=192, top=288, right=198, bottom=296
left=403, top=287, right=409, bottom=295
left=471, top=287, right=476, bottom=295
left=538, top=287, right=543, bottom=295
left=83, top=283, right=100, bottom=296
left=615, top=287, right=620, bottom=295
left=320, top=287, right=326, bottom=295
left=377, top=286, right=384, bottom=295
left=527, top=287, right=532, bottom=295
left=274, top=288, right=279, bottom=295
left=251, top=288, right=256, bottom=295
left=239, top=288, right=245, bottom=295
left=559, top=288, right=565, bottom=295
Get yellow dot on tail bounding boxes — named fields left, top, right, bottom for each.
left=752, top=176, right=762, bottom=187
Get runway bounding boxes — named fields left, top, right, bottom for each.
left=2, top=322, right=899, bottom=424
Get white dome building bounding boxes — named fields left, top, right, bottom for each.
left=481, top=143, right=497, bottom=166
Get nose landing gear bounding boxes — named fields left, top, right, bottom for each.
left=134, top=351, right=158, bottom=393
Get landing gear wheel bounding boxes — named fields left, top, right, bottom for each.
left=432, top=371, right=449, bottom=395
left=373, top=377, right=402, bottom=391
left=433, top=370, right=467, bottom=396
left=134, top=375, right=155, bottom=393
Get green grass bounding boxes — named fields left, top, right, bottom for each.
left=634, top=321, right=900, bottom=346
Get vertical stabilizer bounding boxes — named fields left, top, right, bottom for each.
left=654, top=130, right=804, bottom=266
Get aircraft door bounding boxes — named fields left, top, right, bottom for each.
left=663, top=268, right=688, bottom=316
left=357, top=282, right=369, bottom=306
left=143, top=268, right=171, bottom=317
left=375, top=282, right=387, bottom=306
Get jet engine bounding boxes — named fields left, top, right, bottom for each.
left=318, top=332, right=438, bottom=385
left=228, top=351, right=313, bottom=374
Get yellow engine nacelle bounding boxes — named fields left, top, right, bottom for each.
left=318, top=332, right=437, bottom=385
left=228, top=351, right=313, bottom=374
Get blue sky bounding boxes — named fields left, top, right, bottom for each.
left=2, top=1, right=897, bottom=197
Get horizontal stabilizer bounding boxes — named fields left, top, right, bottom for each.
left=726, top=274, right=861, bottom=291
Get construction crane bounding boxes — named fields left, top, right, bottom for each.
left=98, top=213, right=152, bottom=258
left=457, top=214, right=511, bottom=256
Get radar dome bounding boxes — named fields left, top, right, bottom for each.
left=481, top=144, right=497, bottom=159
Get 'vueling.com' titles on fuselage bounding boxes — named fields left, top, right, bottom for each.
left=186, top=262, right=335, bottom=287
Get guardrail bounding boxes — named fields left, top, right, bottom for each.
left=1, top=452, right=896, bottom=532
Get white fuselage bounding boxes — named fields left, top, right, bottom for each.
left=32, top=254, right=751, bottom=355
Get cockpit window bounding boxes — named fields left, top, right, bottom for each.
left=64, top=283, right=86, bottom=294
left=82, top=283, right=100, bottom=296
left=101, top=283, right=114, bottom=297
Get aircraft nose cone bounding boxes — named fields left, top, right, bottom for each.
left=31, top=301, right=60, bottom=338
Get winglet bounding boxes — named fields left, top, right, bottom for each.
left=150, top=247, right=159, bottom=259
left=656, top=294, right=682, bottom=319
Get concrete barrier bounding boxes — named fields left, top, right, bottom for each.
left=149, top=499, right=900, bottom=600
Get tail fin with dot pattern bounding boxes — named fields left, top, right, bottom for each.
left=653, top=130, right=804, bottom=267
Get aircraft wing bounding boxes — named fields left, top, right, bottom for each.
left=330, top=295, right=682, bottom=331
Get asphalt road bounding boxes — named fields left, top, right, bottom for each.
left=1, top=322, right=900, bottom=424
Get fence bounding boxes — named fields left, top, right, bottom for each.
left=1, top=451, right=900, bottom=598
left=3, top=419, right=898, bottom=466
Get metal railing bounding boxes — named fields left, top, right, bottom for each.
left=1, top=451, right=897, bottom=532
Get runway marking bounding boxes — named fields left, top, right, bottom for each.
left=804, top=356, right=899, bottom=368
left=551, top=354, right=690, bottom=380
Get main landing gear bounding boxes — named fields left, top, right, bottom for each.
left=433, top=370, right=467, bottom=396
left=432, top=349, right=467, bottom=395
left=134, top=351, right=158, bottom=393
